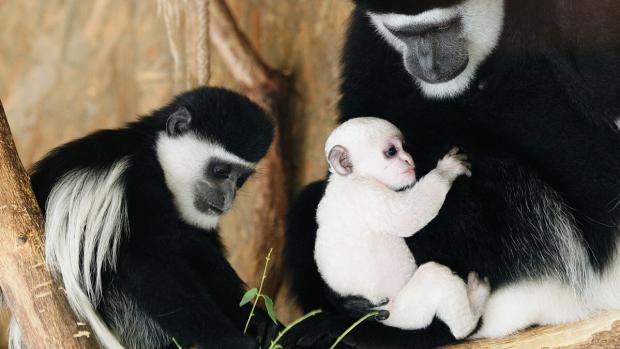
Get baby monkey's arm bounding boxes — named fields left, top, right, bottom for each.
left=355, top=148, right=471, bottom=236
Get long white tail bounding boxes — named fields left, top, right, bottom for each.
left=40, top=158, right=131, bottom=349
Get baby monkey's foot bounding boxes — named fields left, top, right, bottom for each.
left=466, top=271, right=491, bottom=318
left=437, top=147, right=472, bottom=181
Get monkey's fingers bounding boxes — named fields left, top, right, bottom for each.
left=463, top=167, right=472, bottom=177
left=374, top=309, right=390, bottom=321
left=453, top=154, right=469, bottom=162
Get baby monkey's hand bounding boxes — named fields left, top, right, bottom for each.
left=437, top=147, right=472, bottom=182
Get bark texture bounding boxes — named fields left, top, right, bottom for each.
left=210, top=0, right=290, bottom=299
left=0, top=100, right=98, bottom=348
left=448, top=310, right=620, bottom=349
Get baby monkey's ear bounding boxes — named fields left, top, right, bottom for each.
left=328, top=145, right=353, bottom=176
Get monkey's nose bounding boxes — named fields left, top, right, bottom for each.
left=401, top=153, right=414, bottom=166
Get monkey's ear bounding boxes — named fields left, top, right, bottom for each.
left=328, top=145, right=353, bottom=176
left=166, top=107, right=192, bottom=137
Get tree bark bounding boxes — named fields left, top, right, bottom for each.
left=210, top=0, right=290, bottom=299
left=0, top=100, right=98, bottom=348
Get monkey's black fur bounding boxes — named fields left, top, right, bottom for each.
left=285, top=1, right=620, bottom=348
left=30, top=87, right=275, bottom=349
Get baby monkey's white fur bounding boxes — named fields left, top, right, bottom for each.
left=315, top=117, right=490, bottom=339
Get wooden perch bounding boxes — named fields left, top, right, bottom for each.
left=447, top=310, right=620, bottom=349
left=210, top=0, right=290, bottom=298
left=0, top=100, right=97, bottom=348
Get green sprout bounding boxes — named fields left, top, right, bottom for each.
left=171, top=337, right=182, bottom=349
left=267, top=309, right=322, bottom=349
left=329, top=311, right=379, bottom=349
left=240, top=249, right=376, bottom=349
left=240, top=248, right=278, bottom=334
left=240, top=249, right=324, bottom=349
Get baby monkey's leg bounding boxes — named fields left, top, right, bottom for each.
left=381, top=262, right=490, bottom=339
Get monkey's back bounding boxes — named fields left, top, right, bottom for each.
left=315, top=178, right=416, bottom=304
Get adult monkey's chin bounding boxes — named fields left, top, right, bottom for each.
left=387, top=18, right=470, bottom=84
left=368, top=0, right=506, bottom=99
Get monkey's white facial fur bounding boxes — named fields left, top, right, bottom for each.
left=326, top=117, right=416, bottom=191
left=368, top=0, right=505, bottom=99
left=156, top=132, right=254, bottom=231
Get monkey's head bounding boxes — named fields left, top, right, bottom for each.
left=325, top=117, right=416, bottom=191
left=155, top=87, right=273, bottom=230
left=355, top=0, right=505, bottom=98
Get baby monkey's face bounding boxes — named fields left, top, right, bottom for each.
left=355, top=134, right=416, bottom=191
left=325, top=117, right=416, bottom=191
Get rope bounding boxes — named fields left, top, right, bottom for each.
left=195, top=0, right=211, bottom=85
left=158, top=0, right=184, bottom=91
left=158, top=0, right=211, bottom=88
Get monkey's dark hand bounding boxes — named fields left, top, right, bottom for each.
left=340, top=296, right=390, bottom=321
left=217, top=335, right=260, bottom=349
left=325, top=287, right=390, bottom=321
left=275, top=312, right=359, bottom=349
left=188, top=331, right=260, bottom=349
left=279, top=313, right=459, bottom=349
left=246, top=308, right=283, bottom=348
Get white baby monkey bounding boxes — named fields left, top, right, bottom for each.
left=314, top=117, right=490, bottom=339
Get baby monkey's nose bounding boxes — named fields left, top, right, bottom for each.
left=400, top=153, right=414, bottom=167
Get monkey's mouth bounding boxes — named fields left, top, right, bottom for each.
left=395, top=181, right=416, bottom=192
left=194, top=197, right=225, bottom=215
left=206, top=204, right=224, bottom=215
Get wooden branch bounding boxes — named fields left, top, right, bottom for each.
left=210, top=0, right=286, bottom=95
left=210, top=0, right=290, bottom=298
left=0, top=100, right=98, bottom=348
left=447, top=310, right=620, bottom=349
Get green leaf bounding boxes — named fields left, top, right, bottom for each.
left=239, top=288, right=258, bottom=307
left=262, top=295, right=278, bottom=324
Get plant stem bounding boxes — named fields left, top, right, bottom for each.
left=268, top=309, right=323, bottom=349
left=171, top=337, right=182, bottom=349
left=244, top=248, right=273, bottom=334
left=329, top=311, right=379, bottom=349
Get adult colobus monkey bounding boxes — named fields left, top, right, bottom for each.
left=286, top=0, right=620, bottom=348
left=9, top=87, right=277, bottom=349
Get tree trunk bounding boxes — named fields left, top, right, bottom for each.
left=0, top=100, right=98, bottom=349
left=210, top=0, right=291, bottom=299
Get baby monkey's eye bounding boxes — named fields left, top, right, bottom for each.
left=385, top=145, right=398, bottom=158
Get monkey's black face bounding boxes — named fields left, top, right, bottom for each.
left=193, top=159, right=254, bottom=215
left=365, top=0, right=505, bottom=98
left=386, top=18, right=468, bottom=83
left=156, top=87, right=273, bottom=230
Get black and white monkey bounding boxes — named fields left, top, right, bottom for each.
left=286, top=0, right=620, bottom=348
left=315, top=117, right=490, bottom=339
left=9, top=87, right=277, bottom=349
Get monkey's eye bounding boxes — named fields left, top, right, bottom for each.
left=385, top=146, right=398, bottom=158
left=436, top=19, right=456, bottom=32
left=212, top=164, right=232, bottom=179
left=437, top=23, right=451, bottom=32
